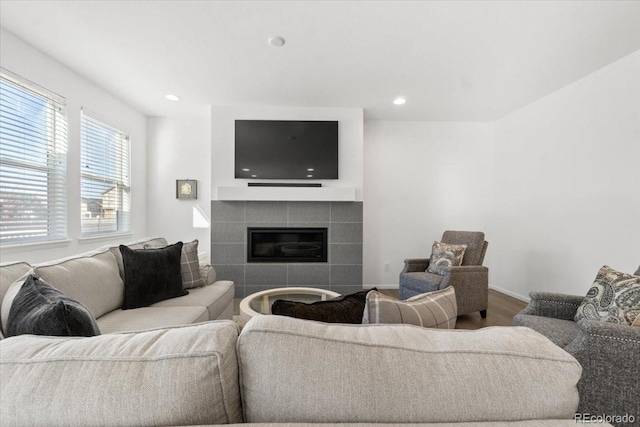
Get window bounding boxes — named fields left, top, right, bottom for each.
left=0, top=69, right=67, bottom=245
left=80, top=110, right=130, bottom=236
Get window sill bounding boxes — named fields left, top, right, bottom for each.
left=78, top=233, right=133, bottom=244
left=1, top=238, right=73, bottom=251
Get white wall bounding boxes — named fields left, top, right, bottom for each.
left=491, top=50, right=640, bottom=299
left=146, top=113, right=212, bottom=259
left=211, top=106, right=363, bottom=200
left=363, top=121, right=495, bottom=287
left=0, top=29, right=148, bottom=264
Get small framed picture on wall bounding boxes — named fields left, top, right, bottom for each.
left=176, top=179, right=197, bottom=200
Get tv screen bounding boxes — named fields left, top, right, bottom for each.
left=235, top=120, right=338, bottom=180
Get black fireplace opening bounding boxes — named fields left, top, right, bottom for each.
left=247, top=227, right=328, bottom=263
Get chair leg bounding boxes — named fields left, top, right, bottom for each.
left=480, top=310, right=487, bottom=318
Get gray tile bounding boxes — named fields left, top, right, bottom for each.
left=246, top=222, right=287, bottom=230
left=331, top=285, right=364, bottom=296
left=246, top=201, right=287, bottom=222
left=212, top=264, right=245, bottom=286
left=234, top=285, right=246, bottom=299
left=330, top=202, right=363, bottom=222
left=287, top=222, right=329, bottom=230
left=211, top=243, right=246, bottom=264
left=287, top=202, right=331, bottom=223
left=330, top=223, right=363, bottom=244
left=211, top=201, right=245, bottom=222
left=245, top=264, right=288, bottom=287
left=211, top=222, right=245, bottom=243
left=330, top=244, right=363, bottom=265
left=288, top=264, right=330, bottom=287
left=330, top=265, right=363, bottom=287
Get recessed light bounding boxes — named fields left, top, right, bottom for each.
left=268, top=36, right=285, bottom=47
left=251, top=174, right=257, bottom=178
left=393, top=97, right=407, bottom=105
left=307, top=168, right=314, bottom=172
left=165, top=94, right=180, bottom=101
left=242, top=168, right=250, bottom=172
left=307, top=174, right=313, bottom=178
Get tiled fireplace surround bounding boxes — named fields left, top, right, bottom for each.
left=211, top=201, right=363, bottom=298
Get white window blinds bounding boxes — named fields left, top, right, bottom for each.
left=0, top=69, right=67, bottom=245
left=80, top=110, right=130, bottom=236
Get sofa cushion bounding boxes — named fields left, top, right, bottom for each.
left=145, top=239, right=205, bottom=289
left=237, top=316, right=581, bottom=424
left=5, top=274, right=100, bottom=338
left=512, top=313, right=582, bottom=348
left=427, top=241, right=467, bottom=275
left=97, top=305, right=208, bottom=334
left=120, top=242, right=187, bottom=309
left=107, top=237, right=169, bottom=280
left=363, top=287, right=457, bottom=328
left=0, top=321, right=243, bottom=426
left=575, top=265, right=640, bottom=325
left=271, top=289, right=372, bottom=324
left=151, top=280, right=234, bottom=321
left=34, top=250, right=123, bottom=319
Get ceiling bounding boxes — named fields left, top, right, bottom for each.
left=1, top=1, right=639, bottom=121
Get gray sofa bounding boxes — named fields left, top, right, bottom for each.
left=513, top=268, right=640, bottom=427
left=0, top=315, right=599, bottom=426
left=0, top=237, right=234, bottom=337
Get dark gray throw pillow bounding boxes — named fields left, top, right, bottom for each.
left=271, top=289, right=376, bottom=324
left=6, top=274, right=100, bottom=338
left=120, top=242, right=187, bottom=310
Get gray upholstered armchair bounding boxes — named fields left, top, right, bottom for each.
left=399, top=231, right=489, bottom=318
left=513, top=267, right=640, bottom=427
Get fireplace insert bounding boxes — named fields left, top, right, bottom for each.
left=247, top=227, right=328, bottom=263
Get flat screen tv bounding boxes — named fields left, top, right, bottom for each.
left=235, top=120, right=338, bottom=180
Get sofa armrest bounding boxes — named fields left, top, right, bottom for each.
left=199, top=264, right=217, bottom=285
left=401, top=258, right=430, bottom=273
left=519, top=292, right=583, bottom=320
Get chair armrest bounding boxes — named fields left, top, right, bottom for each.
left=444, top=265, right=488, bottom=274
left=519, top=292, right=583, bottom=320
left=401, top=258, right=430, bottom=273
left=199, top=264, right=217, bottom=285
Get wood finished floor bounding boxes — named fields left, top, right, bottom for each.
left=233, top=289, right=527, bottom=329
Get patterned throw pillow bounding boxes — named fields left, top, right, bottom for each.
left=144, top=239, right=204, bottom=289
left=426, top=242, right=467, bottom=275
left=575, top=266, right=640, bottom=325
left=362, top=287, right=457, bottom=328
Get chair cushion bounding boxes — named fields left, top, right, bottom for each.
left=513, top=313, right=581, bottom=348
left=575, top=265, right=640, bottom=326
left=5, top=274, right=100, bottom=338
left=0, top=321, right=243, bottom=426
left=363, top=287, right=457, bottom=328
left=120, top=242, right=187, bottom=309
left=442, top=230, right=485, bottom=265
left=426, top=241, right=467, bottom=275
left=400, top=271, right=445, bottom=294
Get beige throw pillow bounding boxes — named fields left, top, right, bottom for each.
left=362, top=287, right=457, bottom=328
left=426, top=241, right=467, bottom=275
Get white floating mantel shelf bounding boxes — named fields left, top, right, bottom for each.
left=216, top=186, right=356, bottom=202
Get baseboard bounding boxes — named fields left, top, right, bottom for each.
left=364, top=284, right=398, bottom=290
left=489, top=284, right=530, bottom=303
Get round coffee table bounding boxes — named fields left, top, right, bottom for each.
left=240, top=287, right=341, bottom=322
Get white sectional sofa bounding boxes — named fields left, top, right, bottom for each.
left=0, top=237, right=234, bottom=337
left=0, top=315, right=606, bottom=426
